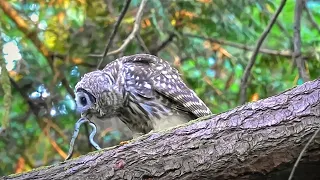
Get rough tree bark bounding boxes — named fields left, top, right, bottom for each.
left=2, top=79, right=320, bottom=180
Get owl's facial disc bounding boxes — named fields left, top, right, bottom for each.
left=75, top=88, right=96, bottom=115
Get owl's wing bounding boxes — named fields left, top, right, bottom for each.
left=121, top=54, right=212, bottom=118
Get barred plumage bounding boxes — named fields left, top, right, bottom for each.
left=75, top=54, right=212, bottom=137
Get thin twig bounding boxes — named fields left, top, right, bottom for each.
left=293, top=0, right=310, bottom=82
left=184, top=34, right=295, bottom=58
left=72, top=61, right=96, bottom=68
left=304, top=4, right=320, bottom=34
left=88, top=54, right=104, bottom=58
left=61, top=78, right=75, bottom=98
left=0, top=52, right=12, bottom=135
left=150, top=33, right=176, bottom=55
left=55, top=54, right=96, bottom=68
left=288, top=127, right=320, bottom=180
left=239, top=0, right=287, bottom=105
left=258, top=1, right=292, bottom=39
left=43, top=124, right=67, bottom=159
left=96, top=0, right=132, bottom=69
left=105, top=0, right=148, bottom=57
left=9, top=78, right=42, bottom=118
left=43, top=118, right=68, bottom=142
left=135, top=34, right=150, bottom=53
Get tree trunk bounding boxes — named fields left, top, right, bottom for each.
left=3, top=79, right=320, bottom=180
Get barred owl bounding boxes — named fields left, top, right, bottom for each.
left=75, top=54, right=212, bottom=138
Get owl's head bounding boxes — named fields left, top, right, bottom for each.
left=74, top=70, right=114, bottom=115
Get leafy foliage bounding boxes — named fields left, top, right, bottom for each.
left=0, top=0, right=319, bottom=176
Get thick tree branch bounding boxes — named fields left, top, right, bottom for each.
left=4, top=78, right=320, bottom=180
left=96, top=0, right=132, bottom=69
left=239, top=0, right=287, bottom=105
left=294, top=0, right=310, bottom=83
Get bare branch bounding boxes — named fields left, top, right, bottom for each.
left=88, top=53, right=103, bottom=57
left=135, top=34, right=150, bottom=53
left=258, top=1, right=292, bottom=39
left=293, top=0, right=310, bottom=82
left=72, top=61, right=96, bottom=68
left=0, top=51, right=12, bottom=135
left=61, top=78, right=75, bottom=98
left=9, top=78, right=43, bottom=119
left=150, top=33, right=176, bottom=55
left=43, top=122, right=68, bottom=159
left=43, top=118, right=68, bottom=142
left=96, top=0, right=132, bottom=69
left=239, top=0, right=287, bottom=105
left=106, top=0, right=148, bottom=56
left=185, top=34, right=295, bottom=58
left=304, top=4, right=320, bottom=34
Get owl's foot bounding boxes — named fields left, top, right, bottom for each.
left=119, top=140, right=130, bottom=145
left=119, top=132, right=146, bottom=145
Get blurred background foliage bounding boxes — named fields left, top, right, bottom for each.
left=0, top=0, right=319, bottom=176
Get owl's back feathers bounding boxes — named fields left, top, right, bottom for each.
left=102, top=54, right=212, bottom=119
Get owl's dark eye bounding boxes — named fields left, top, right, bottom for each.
left=80, top=96, right=87, bottom=106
